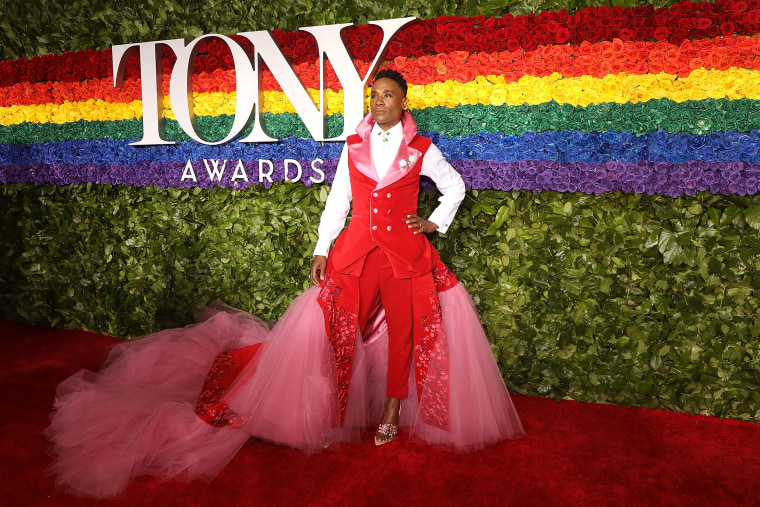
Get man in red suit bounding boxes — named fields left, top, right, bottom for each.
left=310, top=69, right=465, bottom=445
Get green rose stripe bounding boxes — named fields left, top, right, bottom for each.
left=2, top=98, right=760, bottom=145
left=417, top=98, right=760, bottom=137
left=0, top=114, right=339, bottom=145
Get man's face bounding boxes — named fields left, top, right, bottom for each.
left=370, top=78, right=407, bottom=131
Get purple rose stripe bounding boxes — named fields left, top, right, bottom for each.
left=4, top=159, right=760, bottom=197
left=0, top=159, right=340, bottom=190
left=450, top=159, right=760, bottom=197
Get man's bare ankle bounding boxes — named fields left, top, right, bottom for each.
left=381, top=397, right=401, bottom=424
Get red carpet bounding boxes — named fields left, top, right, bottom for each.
left=1, top=319, right=759, bottom=506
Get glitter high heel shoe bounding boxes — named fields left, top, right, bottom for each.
left=374, top=423, right=398, bottom=446
left=374, top=400, right=401, bottom=446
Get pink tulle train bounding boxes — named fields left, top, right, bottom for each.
left=46, top=284, right=524, bottom=498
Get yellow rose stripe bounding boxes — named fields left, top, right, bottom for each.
left=0, top=89, right=342, bottom=126
left=408, top=68, right=760, bottom=108
left=2, top=68, right=759, bottom=127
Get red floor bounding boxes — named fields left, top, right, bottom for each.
left=2, top=319, right=759, bottom=506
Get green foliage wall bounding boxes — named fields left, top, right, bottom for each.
left=2, top=183, right=759, bottom=420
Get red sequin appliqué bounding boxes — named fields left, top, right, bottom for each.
left=432, top=262, right=458, bottom=292
left=317, top=273, right=358, bottom=424
left=195, top=351, right=248, bottom=428
left=416, top=290, right=450, bottom=428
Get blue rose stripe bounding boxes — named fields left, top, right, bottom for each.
left=4, top=159, right=759, bottom=197
left=429, top=130, right=760, bottom=165
left=3, top=131, right=760, bottom=168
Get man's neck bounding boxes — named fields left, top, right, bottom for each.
left=375, top=119, right=401, bottom=131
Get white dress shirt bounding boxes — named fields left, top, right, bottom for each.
left=313, top=122, right=466, bottom=257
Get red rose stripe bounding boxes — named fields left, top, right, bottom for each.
left=1, top=1, right=759, bottom=87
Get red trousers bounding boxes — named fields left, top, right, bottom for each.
left=357, top=247, right=413, bottom=399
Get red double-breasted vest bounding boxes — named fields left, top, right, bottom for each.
left=328, top=134, right=435, bottom=278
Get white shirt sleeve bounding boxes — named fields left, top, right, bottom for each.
left=420, top=143, right=466, bottom=234
left=313, top=144, right=352, bottom=257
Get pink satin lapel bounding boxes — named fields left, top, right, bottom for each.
left=347, top=114, right=379, bottom=181
left=376, top=141, right=422, bottom=190
left=376, top=111, right=422, bottom=189
left=347, top=142, right=378, bottom=182
left=347, top=111, right=421, bottom=187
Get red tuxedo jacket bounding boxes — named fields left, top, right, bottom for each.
left=328, top=133, right=434, bottom=279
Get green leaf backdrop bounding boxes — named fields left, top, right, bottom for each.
left=5, top=0, right=760, bottom=422
left=2, top=183, right=759, bottom=419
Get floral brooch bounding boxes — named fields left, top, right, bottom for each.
left=398, top=155, right=416, bottom=170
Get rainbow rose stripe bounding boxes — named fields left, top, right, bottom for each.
left=3, top=130, right=760, bottom=197
left=3, top=68, right=760, bottom=125
left=3, top=131, right=760, bottom=166
left=2, top=99, right=760, bottom=144
left=3, top=159, right=758, bottom=198
left=4, top=34, right=760, bottom=107
left=3, top=0, right=760, bottom=196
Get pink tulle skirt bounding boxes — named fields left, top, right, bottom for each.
left=45, top=284, right=524, bottom=498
